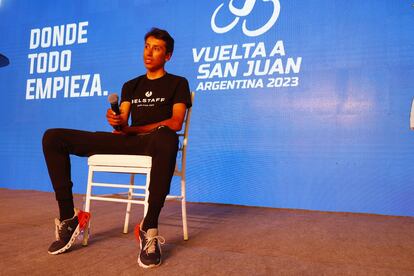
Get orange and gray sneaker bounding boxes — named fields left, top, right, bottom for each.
left=48, top=208, right=91, bottom=255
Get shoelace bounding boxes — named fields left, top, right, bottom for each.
left=144, top=234, right=165, bottom=254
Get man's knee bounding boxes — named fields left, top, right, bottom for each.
left=42, top=128, right=63, bottom=148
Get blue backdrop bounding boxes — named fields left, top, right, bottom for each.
left=1, top=0, right=413, bottom=216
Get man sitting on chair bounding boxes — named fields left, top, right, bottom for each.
left=42, top=27, right=192, bottom=268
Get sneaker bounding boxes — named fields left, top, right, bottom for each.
left=134, top=225, right=165, bottom=268
left=48, top=208, right=91, bottom=255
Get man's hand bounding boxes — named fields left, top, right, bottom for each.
left=106, top=108, right=123, bottom=128
left=106, top=101, right=131, bottom=130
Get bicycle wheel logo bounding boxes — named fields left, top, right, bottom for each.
left=211, top=0, right=280, bottom=37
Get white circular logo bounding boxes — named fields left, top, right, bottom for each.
left=145, top=91, right=152, bottom=97
left=211, top=0, right=280, bottom=37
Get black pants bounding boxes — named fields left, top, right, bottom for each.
left=42, top=127, right=178, bottom=227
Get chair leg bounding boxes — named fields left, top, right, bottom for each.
left=182, top=200, right=188, bottom=241
left=181, top=178, right=189, bottom=241
left=82, top=221, right=91, bottom=246
left=123, top=174, right=135, bottom=234
left=82, top=167, right=94, bottom=246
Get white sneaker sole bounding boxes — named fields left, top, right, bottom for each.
left=138, top=256, right=162, bottom=269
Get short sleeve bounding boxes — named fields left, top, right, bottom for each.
left=121, top=81, right=133, bottom=103
left=173, top=77, right=192, bottom=108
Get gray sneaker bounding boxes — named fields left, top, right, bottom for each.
left=135, top=225, right=165, bottom=268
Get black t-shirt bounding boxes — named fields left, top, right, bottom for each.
left=121, top=73, right=192, bottom=127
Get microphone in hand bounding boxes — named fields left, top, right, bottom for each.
left=108, top=93, right=121, bottom=131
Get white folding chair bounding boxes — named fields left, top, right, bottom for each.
left=82, top=92, right=194, bottom=245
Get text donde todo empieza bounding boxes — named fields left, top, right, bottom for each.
left=26, top=21, right=108, bottom=100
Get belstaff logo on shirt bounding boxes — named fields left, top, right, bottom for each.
left=131, top=90, right=166, bottom=106
left=131, top=98, right=166, bottom=104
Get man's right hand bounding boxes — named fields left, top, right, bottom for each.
left=106, top=101, right=131, bottom=129
left=106, top=108, right=122, bottom=128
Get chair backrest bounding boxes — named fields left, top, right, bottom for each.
left=175, top=92, right=195, bottom=176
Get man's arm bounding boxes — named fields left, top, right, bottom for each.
left=122, top=103, right=187, bottom=134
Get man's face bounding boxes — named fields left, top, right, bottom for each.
left=143, top=36, right=171, bottom=72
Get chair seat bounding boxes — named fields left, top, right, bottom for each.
left=88, top=154, right=152, bottom=168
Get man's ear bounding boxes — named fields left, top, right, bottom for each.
left=165, top=52, right=172, bottom=62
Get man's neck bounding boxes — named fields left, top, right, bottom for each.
left=146, top=69, right=166, bottom=80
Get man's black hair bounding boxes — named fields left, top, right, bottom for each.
left=145, top=27, right=174, bottom=55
